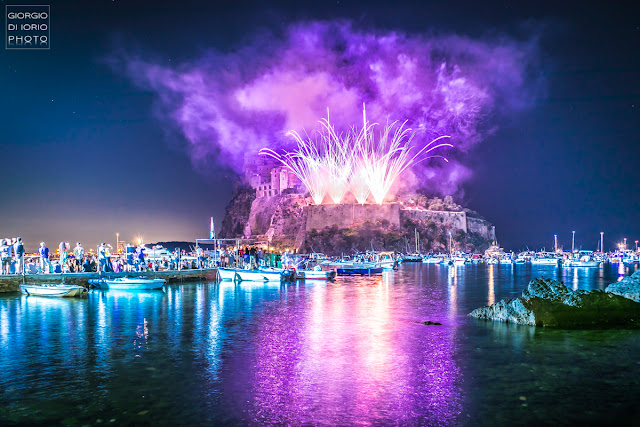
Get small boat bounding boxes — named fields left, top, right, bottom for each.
left=422, top=256, right=443, bottom=264
left=530, top=255, right=559, bottom=266
left=217, top=268, right=238, bottom=281
left=336, top=267, right=383, bottom=276
left=295, top=269, right=336, bottom=280
left=402, top=253, right=423, bottom=263
left=563, top=251, right=601, bottom=268
left=99, top=277, right=166, bottom=290
left=20, top=283, right=86, bottom=297
left=218, top=267, right=283, bottom=282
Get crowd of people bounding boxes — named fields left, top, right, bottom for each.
left=0, top=238, right=289, bottom=275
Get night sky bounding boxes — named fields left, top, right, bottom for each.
left=1, top=0, right=638, bottom=252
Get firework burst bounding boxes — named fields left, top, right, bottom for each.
left=260, top=105, right=452, bottom=205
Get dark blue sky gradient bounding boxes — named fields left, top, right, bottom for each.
left=0, top=0, right=638, bottom=251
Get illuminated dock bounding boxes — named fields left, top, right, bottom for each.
left=0, top=268, right=219, bottom=293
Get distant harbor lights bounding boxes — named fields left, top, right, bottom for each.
left=260, top=105, right=452, bottom=205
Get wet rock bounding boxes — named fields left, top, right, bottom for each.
left=470, top=277, right=640, bottom=328
left=605, top=269, right=640, bottom=302
left=471, top=297, right=536, bottom=325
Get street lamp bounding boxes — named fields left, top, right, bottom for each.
left=116, top=233, right=119, bottom=253
left=624, top=238, right=627, bottom=249
left=636, top=240, right=638, bottom=252
left=554, top=234, right=558, bottom=252
left=572, top=231, right=575, bottom=252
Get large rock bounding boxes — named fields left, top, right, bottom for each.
left=470, top=277, right=640, bottom=328
left=605, top=269, right=640, bottom=302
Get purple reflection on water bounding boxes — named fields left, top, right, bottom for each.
left=247, top=276, right=462, bottom=425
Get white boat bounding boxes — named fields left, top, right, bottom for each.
left=141, top=245, right=173, bottom=260
left=20, top=284, right=86, bottom=297
left=564, top=259, right=600, bottom=267
left=295, top=269, right=336, bottom=280
left=564, top=252, right=601, bottom=268
left=530, top=254, right=559, bottom=266
left=218, top=267, right=283, bottom=282
left=217, top=268, right=237, bottom=281
left=452, top=256, right=467, bottom=266
left=422, top=256, right=443, bottom=264
left=100, top=277, right=166, bottom=290
left=486, top=257, right=499, bottom=265
left=403, top=253, right=423, bottom=262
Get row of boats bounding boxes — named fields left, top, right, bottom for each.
left=417, top=249, right=639, bottom=267
left=19, top=277, right=166, bottom=297
left=19, top=246, right=638, bottom=297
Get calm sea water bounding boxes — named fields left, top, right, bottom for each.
left=1, top=263, right=639, bottom=426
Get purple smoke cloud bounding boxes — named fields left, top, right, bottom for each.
left=113, top=20, right=542, bottom=193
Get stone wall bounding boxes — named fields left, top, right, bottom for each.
left=304, top=203, right=402, bottom=231
left=246, top=196, right=281, bottom=236
left=467, top=216, right=492, bottom=239
left=402, top=209, right=468, bottom=232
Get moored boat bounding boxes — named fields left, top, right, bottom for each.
left=336, top=267, right=383, bottom=276
left=402, top=253, right=423, bottom=262
left=20, top=284, right=86, bottom=297
left=295, top=269, right=336, bottom=280
left=218, top=267, right=284, bottom=282
left=530, top=253, right=559, bottom=266
left=99, top=277, right=166, bottom=290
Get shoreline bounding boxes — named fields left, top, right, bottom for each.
left=0, top=268, right=219, bottom=293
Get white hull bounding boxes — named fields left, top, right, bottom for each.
left=217, top=268, right=238, bottom=281
left=422, top=258, right=442, bottom=264
left=531, top=259, right=559, bottom=266
left=564, top=261, right=600, bottom=267
left=295, top=270, right=336, bottom=280
left=236, top=270, right=282, bottom=282
left=20, top=284, right=86, bottom=297
left=101, top=278, right=166, bottom=290
left=219, top=268, right=283, bottom=282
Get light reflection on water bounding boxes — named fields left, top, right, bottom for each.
left=0, top=263, right=639, bottom=425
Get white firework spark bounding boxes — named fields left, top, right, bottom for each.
left=260, top=105, right=452, bottom=205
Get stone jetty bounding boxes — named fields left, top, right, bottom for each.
left=470, top=277, right=640, bottom=328
left=0, top=268, right=219, bottom=293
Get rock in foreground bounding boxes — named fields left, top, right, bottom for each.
left=605, top=269, right=640, bottom=302
left=470, top=277, right=640, bottom=328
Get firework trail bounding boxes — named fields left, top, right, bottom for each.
left=260, top=105, right=452, bottom=204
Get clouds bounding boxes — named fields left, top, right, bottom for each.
left=113, top=20, right=542, bottom=193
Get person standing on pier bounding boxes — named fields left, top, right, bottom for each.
left=136, top=245, right=145, bottom=271
left=39, top=242, right=51, bottom=273
left=105, top=244, right=113, bottom=272
left=74, top=243, right=84, bottom=265
left=0, top=240, right=12, bottom=275
left=98, top=243, right=107, bottom=273
left=196, top=246, right=204, bottom=269
left=125, top=244, right=134, bottom=272
left=13, top=237, right=24, bottom=274
left=59, top=242, right=69, bottom=272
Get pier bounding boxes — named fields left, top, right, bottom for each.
left=0, top=268, right=219, bottom=293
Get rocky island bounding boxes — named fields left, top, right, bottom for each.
left=219, top=183, right=495, bottom=254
